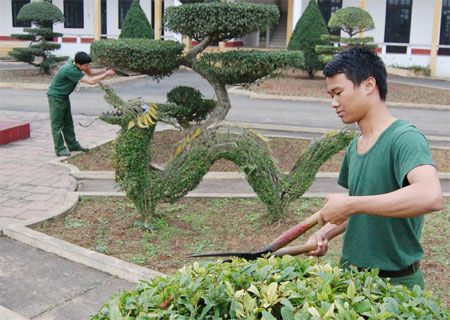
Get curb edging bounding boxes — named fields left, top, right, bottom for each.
left=227, top=87, right=450, bottom=111
left=3, top=192, right=165, bottom=284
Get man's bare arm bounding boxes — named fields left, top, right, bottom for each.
left=80, top=69, right=115, bottom=85
left=319, top=165, right=443, bottom=225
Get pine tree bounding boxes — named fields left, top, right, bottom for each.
left=8, top=0, right=68, bottom=74
left=287, top=0, right=329, bottom=79
left=119, top=0, right=154, bottom=39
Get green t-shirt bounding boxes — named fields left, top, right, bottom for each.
left=47, top=59, right=84, bottom=97
left=338, top=119, right=434, bottom=271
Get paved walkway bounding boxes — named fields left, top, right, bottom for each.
left=0, top=111, right=119, bottom=233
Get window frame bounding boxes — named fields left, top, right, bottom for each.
left=384, top=0, right=413, bottom=54
left=12, top=0, right=31, bottom=28
left=118, top=0, right=134, bottom=29
left=64, top=0, right=84, bottom=29
left=318, top=0, right=342, bottom=37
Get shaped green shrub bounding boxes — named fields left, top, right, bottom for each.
left=119, top=0, right=154, bottom=39
left=90, top=39, right=184, bottom=80
left=9, top=0, right=68, bottom=74
left=287, top=0, right=329, bottom=79
left=92, top=256, right=449, bottom=319
left=164, top=1, right=279, bottom=42
left=163, top=86, right=216, bottom=128
left=315, top=7, right=377, bottom=63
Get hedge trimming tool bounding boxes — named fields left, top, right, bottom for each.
left=188, top=210, right=321, bottom=260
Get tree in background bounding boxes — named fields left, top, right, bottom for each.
left=287, top=0, right=329, bottom=79
left=8, top=0, right=68, bottom=74
left=119, top=0, right=154, bottom=39
left=316, top=6, right=377, bottom=63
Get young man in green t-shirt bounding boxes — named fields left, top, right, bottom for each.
left=306, top=46, right=443, bottom=290
left=47, top=51, right=115, bottom=156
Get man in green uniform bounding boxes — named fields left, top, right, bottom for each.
left=47, top=51, right=115, bottom=156
left=306, top=46, right=443, bottom=290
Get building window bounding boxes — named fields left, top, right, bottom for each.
left=119, top=0, right=134, bottom=29
left=64, top=0, right=84, bottom=29
left=102, top=0, right=107, bottom=35
left=12, top=0, right=31, bottom=27
left=318, top=0, right=342, bottom=36
left=384, top=0, right=413, bottom=53
left=439, top=0, right=450, bottom=55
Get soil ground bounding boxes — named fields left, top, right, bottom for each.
left=35, top=197, right=450, bottom=306
left=250, top=71, right=450, bottom=106
left=65, top=130, right=450, bottom=172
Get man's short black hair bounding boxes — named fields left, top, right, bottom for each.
left=74, top=51, right=91, bottom=65
left=323, top=46, right=387, bottom=101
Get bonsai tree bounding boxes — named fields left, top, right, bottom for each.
left=8, top=0, right=68, bottom=74
left=287, top=0, right=329, bottom=78
left=315, top=6, right=377, bottom=63
left=91, top=0, right=355, bottom=223
left=119, top=0, right=154, bottom=39
left=92, top=256, right=450, bottom=318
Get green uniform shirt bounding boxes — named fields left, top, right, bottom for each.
left=338, top=119, right=434, bottom=271
left=47, top=59, right=84, bottom=97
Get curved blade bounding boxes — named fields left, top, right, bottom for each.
left=187, top=249, right=270, bottom=260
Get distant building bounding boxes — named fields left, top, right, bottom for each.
left=1, top=0, right=449, bottom=78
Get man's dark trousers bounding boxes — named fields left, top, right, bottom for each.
left=48, top=95, right=81, bottom=154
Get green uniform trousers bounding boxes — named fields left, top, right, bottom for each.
left=48, top=94, right=81, bottom=154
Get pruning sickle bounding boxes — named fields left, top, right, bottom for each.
left=188, top=210, right=321, bottom=260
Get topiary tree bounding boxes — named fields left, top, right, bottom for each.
left=287, top=0, right=329, bottom=79
left=315, top=6, right=377, bottom=63
left=119, top=0, right=154, bottom=39
left=8, top=0, right=68, bottom=74
left=92, top=256, right=450, bottom=319
left=91, top=0, right=355, bottom=223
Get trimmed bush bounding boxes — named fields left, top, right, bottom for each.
left=92, top=256, right=449, bottom=319
left=196, top=50, right=304, bottom=86
left=164, top=2, right=279, bottom=42
left=90, top=39, right=184, bottom=80
left=315, top=7, right=377, bottom=63
left=163, top=86, right=216, bottom=127
left=9, top=1, right=68, bottom=74
left=119, top=0, right=154, bottom=39
left=328, top=6, right=375, bottom=38
left=287, top=0, right=329, bottom=79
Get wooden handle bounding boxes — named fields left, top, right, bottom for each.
left=270, top=243, right=318, bottom=257
left=266, top=210, right=321, bottom=252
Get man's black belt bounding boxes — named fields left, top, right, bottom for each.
left=352, top=261, right=420, bottom=278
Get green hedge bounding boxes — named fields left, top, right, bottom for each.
left=164, top=2, right=279, bottom=42
left=90, top=39, right=184, bottom=80
left=92, top=256, right=449, bottom=319
left=195, top=50, right=304, bottom=86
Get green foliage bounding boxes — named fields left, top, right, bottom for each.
left=164, top=2, right=279, bottom=42
left=119, top=0, right=154, bottom=40
left=9, top=2, right=68, bottom=74
left=328, top=6, right=375, bottom=38
left=92, top=256, right=449, bottom=319
left=90, top=39, right=184, bottom=80
left=287, top=0, right=329, bottom=79
left=16, top=0, right=65, bottom=28
left=99, top=85, right=353, bottom=223
left=162, top=86, right=216, bottom=127
left=315, top=7, right=377, bottom=63
left=196, top=50, right=304, bottom=86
